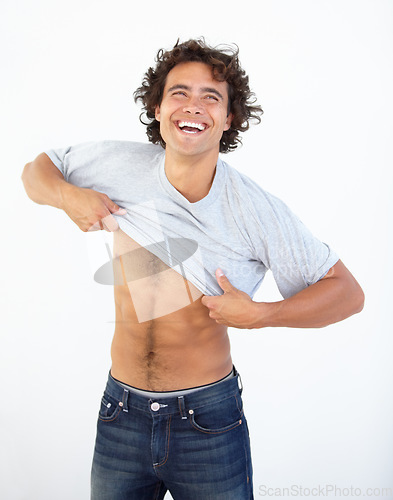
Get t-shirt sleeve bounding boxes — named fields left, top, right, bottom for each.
left=45, top=146, right=72, bottom=180
left=44, top=142, right=98, bottom=184
left=246, top=186, right=339, bottom=299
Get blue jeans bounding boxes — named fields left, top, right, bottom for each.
left=91, top=370, right=254, bottom=499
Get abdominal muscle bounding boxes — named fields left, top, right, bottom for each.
left=109, top=229, right=232, bottom=391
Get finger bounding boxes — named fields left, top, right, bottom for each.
left=201, top=296, right=209, bottom=307
left=101, top=213, right=120, bottom=232
left=113, top=207, right=127, bottom=215
left=87, top=221, right=101, bottom=232
left=216, top=268, right=234, bottom=292
left=201, top=296, right=218, bottom=310
left=208, top=310, right=219, bottom=320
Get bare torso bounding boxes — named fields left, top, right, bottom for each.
left=110, top=229, right=232, bottom=391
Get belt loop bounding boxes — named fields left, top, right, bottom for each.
left=178, top=395, right=187, bottom=420
left=121, top=389, right=129, bottom=412
left=237, top=371, right=243, bottom=395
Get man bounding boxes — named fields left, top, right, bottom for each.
left=21, top=39, right=364, bottom=499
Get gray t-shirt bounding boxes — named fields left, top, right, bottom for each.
left=46, top=140, right=339, bottom=299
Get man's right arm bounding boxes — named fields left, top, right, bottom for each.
left=21, top=153, right=126, bottom=232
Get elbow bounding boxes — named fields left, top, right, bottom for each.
left=21, top=162, right=32, bottom=197
left=21, top=162, right=31, bottom=183
left=327, top=279, right=365, bottom=328
left=335, top=262, right=365, bottom=319
left=321, top=285, right=365, bottom=329
left=352, top=285, right=365, bottom=315
left=342, top=280, right=365, bottom=321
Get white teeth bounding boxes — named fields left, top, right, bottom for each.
left=178, top=121, right=206, bottom=131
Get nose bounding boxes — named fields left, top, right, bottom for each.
left=183, top=96, right=204, bottom=115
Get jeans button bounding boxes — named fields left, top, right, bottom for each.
left=151, top=402, right=160, bottom=411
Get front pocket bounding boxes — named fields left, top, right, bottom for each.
left=98, top=394, right=122, bottom=422
left=189, top=394, right=244, bottom=434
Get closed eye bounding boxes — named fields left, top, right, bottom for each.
left=205, top=94, right=219, bottom=101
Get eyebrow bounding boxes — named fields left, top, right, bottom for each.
left=167, top=84, right=224, bottom=101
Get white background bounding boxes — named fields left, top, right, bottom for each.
left=1, top=0, right=392, bottom=498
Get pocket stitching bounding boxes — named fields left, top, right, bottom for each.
left=189, top=395, right=244, bottom=434
left=98, top=395, right=122, bottom=422
left=190, top=412, right=243, bottom=434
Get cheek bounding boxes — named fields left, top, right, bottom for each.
left=224, top=113, right=233, bottom=131
left=157, top=120, right=170, bottom=143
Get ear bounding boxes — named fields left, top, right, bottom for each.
left=224, top=112, right=233, bottom=131
left=155, top=105, right=161, bottom=122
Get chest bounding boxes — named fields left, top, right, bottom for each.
left=113, top=229, right=203, bottom=323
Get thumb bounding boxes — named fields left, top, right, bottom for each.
left=101, top=213, right=119, bottom=232
left=112, top=206, right=127, bottom=215
left=102, top=205, right=127, bottom=232
left=216, top=268, right=234, bottom=292
left=102, top=194, right=127, bottom=215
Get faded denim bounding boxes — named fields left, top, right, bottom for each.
left=91, top=370, right=253, bottom=499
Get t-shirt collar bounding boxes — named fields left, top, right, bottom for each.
left=158, top=152, right=226, bottom=210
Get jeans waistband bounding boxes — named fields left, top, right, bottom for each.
left=113, top=367, right=235, bottom=399
left=105, top=367, right=243, bottom=417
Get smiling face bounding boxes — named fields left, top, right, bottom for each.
left=155, top=62, right=233, bottom=163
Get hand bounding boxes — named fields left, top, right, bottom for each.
left=201, top=269, right=259, bottom=329
left=60, top=183, right=127, bottom=232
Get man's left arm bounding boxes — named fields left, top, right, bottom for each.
left=201, top=260, right=365, bottom=329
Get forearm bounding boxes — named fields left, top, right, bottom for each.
left=21, top=153, right=71, bottom=209
left=254, top=263, right=365, bottom=329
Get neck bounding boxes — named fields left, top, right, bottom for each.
left=164, top=150, right=219, bottom=203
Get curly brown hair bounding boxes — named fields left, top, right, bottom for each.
left=133, top=38, right=263, bottom=153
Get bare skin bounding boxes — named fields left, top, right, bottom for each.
left=21, top=61, right=364, bottom=392
left=20, top=154, right=233, bottom=392
left=110, top=228, right=232, bottom=391
left=107, top=62, right=235, bottom=390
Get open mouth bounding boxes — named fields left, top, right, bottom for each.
left=176, top=121, right=207, bottom=134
